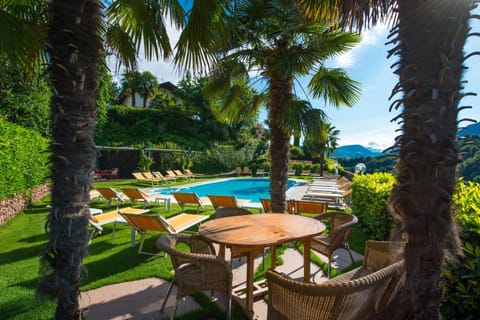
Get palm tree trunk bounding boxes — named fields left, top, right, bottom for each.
left=268, top=72, right=293, bottom=213
left=389, top=1, right=469, bottom=318
left=38, top=1, right=102, bottom=319
left=131, top=90, right=136, bottom=106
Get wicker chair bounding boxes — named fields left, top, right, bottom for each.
left=266, top=240, right=405, bottom=320
left=311, top=212, right=358, bottom=277
left=156, top=234, right=233, bottom=320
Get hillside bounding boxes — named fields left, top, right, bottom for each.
left=333, top=144, right=383, bottom=158
left=459, top=122, right=480, bottom=136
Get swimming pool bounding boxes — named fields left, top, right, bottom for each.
left=153, top=178, right=301, bottom=202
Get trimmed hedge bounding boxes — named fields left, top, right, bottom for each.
left=351, top=172, right=396, bottom=240
left=442, top=181, right=480, bottom=318
left=351, top=173, right=480, bottom=317
left=0, top=119, right=50, bottom=199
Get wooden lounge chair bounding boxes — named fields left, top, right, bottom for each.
left=164, top=170, right=179, bottom=181
left=88, top=210, right=128, bottom=242
left=142, top=171, right=164, bottom=184
left=266, top=240, right=405, bottom=320
left=152, top=171, right=175, bottom=183
left=172, top=192, right=207, bottom=213
left=241, top=167, right=251, bottom=175
left=289, top=200, right=328, bottom=215
left=121, top=188, right=160, bottom=208
left=311, top=212, right=359, bottom=277
left=95, top=187, right=129, bottom=209
left=174, top=169, right=190, bottom=179
left=156, top=234, right=233, bottom=320
left=132, top=172, right=160, bottom=185
left=207, top=194, right=250, bottom=210
left=120, top=212, right=209, bottom=255
left=260, top=198, right=272, bottom=213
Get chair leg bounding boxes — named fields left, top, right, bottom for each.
left=160, top=280, right=175, bottom=312
left=327, top=258, right=331, bottom=278
left=227, top=296, right=232, bottom=320
left=170, top=299, right=180, bottom=320
left=138, top=233, right=146, bottom=254
left=346, top=244, right=355, bottom=264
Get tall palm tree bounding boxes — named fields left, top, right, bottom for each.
left=121, top=70, right=141, bottom=106
left=177, top=0, right=361, bottom=213
left=303, top=122, right=339, bottom=175
left=137, top=71, right=158, bottom=107
left=1, top=1, right=185, bottom=319
left=301, top=0, right=475, bottom=318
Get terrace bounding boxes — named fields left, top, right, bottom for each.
left=1, top=175, right=390, bottom=320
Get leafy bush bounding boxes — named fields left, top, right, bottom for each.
left=351, top=173, right=396, bottom=240
left=192, top=145, right=253, bottom=174
left=0, top=119, right=50, bottom=199
left=441, top=181, right=480, bottom=318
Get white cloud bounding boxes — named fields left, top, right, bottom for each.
left=332, top=23, right=389, bottom=68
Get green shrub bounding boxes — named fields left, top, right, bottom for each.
left=441, top=181, right=480, bottom=318
left=351, top=172, right=396, bottom=240
left=0, top=119, right=50, bottom=199
left=192, top=145, right=251, bottom=174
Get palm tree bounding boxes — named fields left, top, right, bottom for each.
left=121, top=70, right=141, bottom=106
left=301, top=0, right=475, bottom=318
left=304, top=122, right=340, bottom=175
left=137, top=71, right=158, bottom=107
left=1, top=1, right=185, bottom=319
left=177, top=0, right=361, bottom=213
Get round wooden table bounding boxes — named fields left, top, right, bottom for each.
left=199, top=214, right=326, bottom=314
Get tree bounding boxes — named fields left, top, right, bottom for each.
left=0, top=1, right=186, bottom=319
left=137, top=71, right=158, bottom=107
left=121, top=70, right=141, bottom=106
left=304, top=122, right=339, bottom=175
left=301, top=0, right=475, bottom=317
left=177, top=0, right=361, bottom=213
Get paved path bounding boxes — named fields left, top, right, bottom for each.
left=79, top=244, right=363, bottom=320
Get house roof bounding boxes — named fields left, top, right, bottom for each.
left=158, top=81, right=177, bottom=91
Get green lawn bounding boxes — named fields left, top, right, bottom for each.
left=0, top=178, right=368, bottom=319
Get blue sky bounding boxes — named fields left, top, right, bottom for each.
left=109, top=8, right=480, bottom=149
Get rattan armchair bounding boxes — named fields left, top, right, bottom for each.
left=311, top=212, right=358, bottom=277
left=156, top=234, right=233, bottom=320
left=266, top=240, right=405, bottom=320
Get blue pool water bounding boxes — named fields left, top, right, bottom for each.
left=153, top=178, right=300, bottom=202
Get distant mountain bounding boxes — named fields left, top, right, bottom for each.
left=333, top=144, right=383, bottom=158
left=459, top=122, right=480, bottom=136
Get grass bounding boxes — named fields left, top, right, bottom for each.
left=0, top=177, right=369, bottom=319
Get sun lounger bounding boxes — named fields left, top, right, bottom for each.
left=174, top=169, right=190, bottom=179
left=121, top=188, right=163, bottom=208
left=132, top=172, right=160, bottom=185
left=119, top=212, right=209, bottom=255
left=152, top=171, right=174, bottom=183
left=207, top=194, right=250, bottom=210
left=88, top=207, right=149, bottom=243
left=96, top=187, right=129, bottom=209
left=172, top=192, right=207, bottom=213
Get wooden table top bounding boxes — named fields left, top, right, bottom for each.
left=199, top=214, right=326, bottom=247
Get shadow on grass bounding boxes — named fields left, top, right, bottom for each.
left=0, top=242, right=46, bottom=265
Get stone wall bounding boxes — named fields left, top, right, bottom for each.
left=0, top=184, right=51, bottom=225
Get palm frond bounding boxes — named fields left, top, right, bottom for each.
left=107, top=0, right=174, bottom=62
left=0, top=3, right=47, bottom=73
left=174, top=0, right=232, bottom=71
left=279, top=99, right=327, bottom=136
left=104, top=22, right=138, bottom=71
left=211, top=84, right=262, bottom=124
left=309, top=67, right=361, bottom=107
left=300, top=0, right=393, bottom=31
